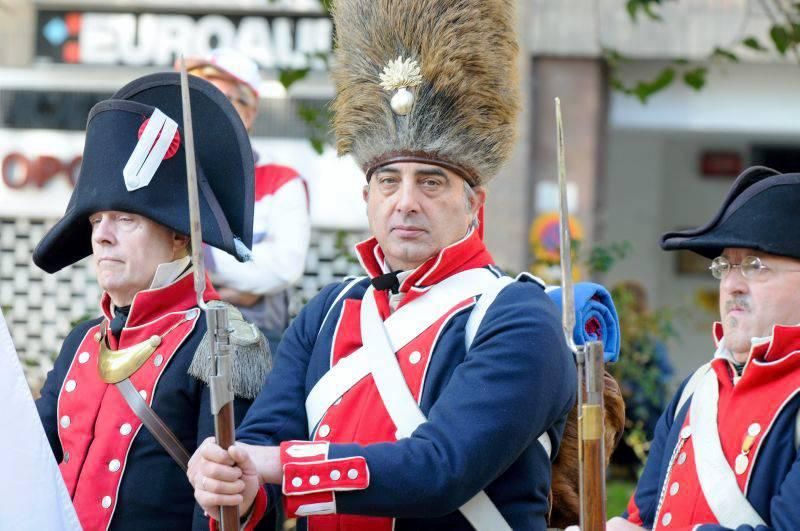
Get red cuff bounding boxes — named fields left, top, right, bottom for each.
left=625, top=489, right=644, bottom=527
left=283, top=456, right=369, bottom=494
left=208, top=486, right=268, bottom=531
left=279, top=440, right=370, bottom=518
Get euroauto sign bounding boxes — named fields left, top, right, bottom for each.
left=35, top=8, right=331, bottom=70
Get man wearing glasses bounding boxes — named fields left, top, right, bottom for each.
left=608, top=166, right=800, bottom=531
left=183, top=49, right=311, bottom=354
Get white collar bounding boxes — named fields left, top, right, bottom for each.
left=149, top=256, right=192, bottom=290
left=712, top=337, right=735, bottom=363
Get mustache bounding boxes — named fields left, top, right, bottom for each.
left=392, top=215, right=428, bottom=231
left=725, top=295, right=751, bottom=312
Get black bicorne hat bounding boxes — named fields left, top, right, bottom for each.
left=33, top=73, right=254, bottom=273
left=661, top=166, right=800, bottom=259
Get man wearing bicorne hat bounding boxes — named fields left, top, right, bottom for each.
left=183, top=48, right=311, bottom=354
left=187, top=1, right=578, bottom=530
left=608, top=167, right=800, bottom=531
left=34, top=73, right=272, bottom=530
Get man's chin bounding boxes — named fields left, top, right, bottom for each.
left=96, top=276, right=123, bottom=292
left=723, top=331, right=753, bottom=356
left=385, top=244, right=436, bottom=270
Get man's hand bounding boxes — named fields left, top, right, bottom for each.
left=564, top=517, right=645, bottom=531
left=217, top=287, right=262, bottom=308
left=246, top=444, right=282, bottom=485
left=188, top=437, right=261, bottom=520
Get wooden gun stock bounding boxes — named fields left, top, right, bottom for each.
left=215, top=402, right=239, bottom=530
left=579, top=341, right=607, bottom=531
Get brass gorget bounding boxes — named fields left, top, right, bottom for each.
left=98, top=327, right=162, bottom=384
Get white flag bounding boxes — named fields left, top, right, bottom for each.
left=0, top=309, right=82, bottom=530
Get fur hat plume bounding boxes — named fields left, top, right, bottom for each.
left=331, top=0, right=520, bottom=185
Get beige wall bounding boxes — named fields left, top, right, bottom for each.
left=0, top=0, right=34, bottom=66
left=525, top=0, right=775, bottom=61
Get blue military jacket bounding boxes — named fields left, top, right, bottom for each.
left=624, top=323, right=800, bottom=531
left=36, top=274, right=270, bottom=531
left=236, top=232, right=577, bottom=531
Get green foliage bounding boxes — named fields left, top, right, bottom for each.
left=609, top=0, right=800, bottom=102
left=742, top=36, right=768, bottom=52
left=625, top=0, right=664, bottom=21
left=607, top=479, right=637, bottom=516
left=297, top=103, right=331, bottom=155
left=629, top=67, right=674, bottom=102
left=278, top=67, right=311, bottom=91
left=586, top=241, right=632, bottom=274
left=334, top=229, right=361, bottom=265
left=711, top=47, right=739, bottom=62
left=605, top=49, right=708, bottom=103
left=584, top=242, right=678, bottom=470
left=770, top=24, right=791, bottom=55
left=607, top=283, right=677, bottom=466
left=273, top=0, right=334, bottom=152
left=682, top=67, right=707, bottom=91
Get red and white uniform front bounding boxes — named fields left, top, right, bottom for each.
left=280, top=234, right=492, bottom=530
left=626, top=322, right=800, bottom=530
left=39, top=271, right=223, bottom=531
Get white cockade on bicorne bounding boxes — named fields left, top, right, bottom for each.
left=379, top=56, right=423, bottom=116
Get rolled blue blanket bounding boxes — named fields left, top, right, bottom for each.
left=546, top=282, right=620, bottom=363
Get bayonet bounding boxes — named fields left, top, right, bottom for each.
left=180, top=56, right=207, bottom=310
left=556, top=98, right=577, bottom=354
left=555, top=97, right=606, bottom=531
left=180, top=57, right=240, bottom=530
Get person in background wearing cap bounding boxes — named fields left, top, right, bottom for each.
left=184, top=48, right=311, bottom=355
left=186, top=1, right=578, bottom=530
left=604, top=166, right=800, bottom=531
left=33, top=73, right=272, bottom=530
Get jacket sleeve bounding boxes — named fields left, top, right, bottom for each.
left=623, top=374, right=699, bottom=528
left=36, top=319, right=100, bottom=461
left=208, top=178, right=310, bottom=296
left=232, top=282, right=351, bottom=520
left=282, top=281, right=577, bottom=518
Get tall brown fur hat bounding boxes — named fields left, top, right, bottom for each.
left=330, top=0, right=520, bottom=185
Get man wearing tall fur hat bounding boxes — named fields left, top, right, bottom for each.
left=182, top=48, right=311, bottom=354
left=187, top=1, right=578, bottom=529
left=608, top=167, right=800, bottom=531
left=33, top=73, right=272, bottom=530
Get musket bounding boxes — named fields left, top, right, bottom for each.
left=555, top=98, right=607, bottom=531
left=180, top=57, right=240, bottom=530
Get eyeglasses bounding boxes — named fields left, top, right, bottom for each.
left=187, top=66, right=258, bottom=108
left=709, top=255, right=800, bottom=280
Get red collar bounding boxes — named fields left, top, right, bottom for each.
left=712, top=321, right=800, bottom=363
left=100, top=272, right=220, bottom=328
left=354, top=228, right=495, bottom=296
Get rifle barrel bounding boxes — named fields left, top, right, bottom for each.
left=580, top=341, right=607, bottom=531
